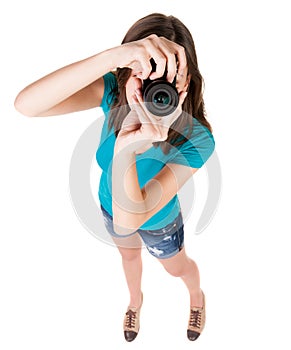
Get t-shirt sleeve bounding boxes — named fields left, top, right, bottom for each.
left=100, top=72, right=118, bottom=113
left=169, top=121, right=215, bottom=168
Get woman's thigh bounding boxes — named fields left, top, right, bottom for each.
left=111, top=234, right=143, bottom=255
left=138, top=211, right=184, bottom=259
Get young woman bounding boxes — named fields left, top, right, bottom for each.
left=15, top=13, right=215, bottom=342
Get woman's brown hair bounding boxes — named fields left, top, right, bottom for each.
left=108, top=13, right=212, bottom=154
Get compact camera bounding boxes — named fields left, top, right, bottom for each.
left=142, top=59, right=179, bottom=117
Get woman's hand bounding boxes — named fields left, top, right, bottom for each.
left=114, top=87, right=188, bottom=155
left=112, top=34, right=189, bottom=155
left=112, top=34, right=187, bottom=82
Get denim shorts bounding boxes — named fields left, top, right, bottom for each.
left=100, top=206, right=184, bottom=259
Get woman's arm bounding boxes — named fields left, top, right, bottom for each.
left=14, top=35, right=186, bottom=117
left=112, top=146, right=197, bottom=235
left=14, top=50, right=115, bottom=117
left=112, top=84, right=192, bottom=235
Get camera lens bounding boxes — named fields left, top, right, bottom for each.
left=143, top=80, right=179, bottom=117
left=153, top=91, right=170, bottom=106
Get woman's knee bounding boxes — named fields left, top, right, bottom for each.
left=162, top=262, right=187, bottom=277
left=159, top=249, right=190, bottom=277
left=112, top=234, right=142, bottom=261
left=118, top=247, right=142, bottom=261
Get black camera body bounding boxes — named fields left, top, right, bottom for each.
left=142, top=59, right=179, bottom=117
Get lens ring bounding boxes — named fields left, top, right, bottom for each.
left=143, top=81, right=179, bottom=117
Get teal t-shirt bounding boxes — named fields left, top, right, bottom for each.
left=96, top=72, right=215, bottom=230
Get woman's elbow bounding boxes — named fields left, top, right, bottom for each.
left=113, top=221, right=137, bottom=236
left=112, top=213, right=141, bottom=236
left=14, top=93, right=37, bottom=117
left=112, top=205, right=146, bottom=235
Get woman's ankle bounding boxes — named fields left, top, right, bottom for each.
left=129, top=291, right=143, bottom=309
left=190, top=289, right=204, bottom=308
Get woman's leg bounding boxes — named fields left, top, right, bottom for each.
left=112, top=234, right=143, bottom=308
left=158, top=247, right=203, bottom=307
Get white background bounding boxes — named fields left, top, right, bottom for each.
left=1, top=0, right=291, bottom=349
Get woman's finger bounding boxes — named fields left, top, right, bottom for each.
left=133, top=91, right=165, bottom=134
left=132, top=91, right=152, bottom=124
left=120, top=109, right=141, bottom=132
left=175, top=46, right=187, bottom=76
left=141, top=35, right=167, bottom=80
left=134, top=90, right=180, bottom=143
left=151, top=39, right=177, bottom=82
left=176, top=67, right=189, bottom=92
left=178, top=91, right=188, bottom=107
left=156, top=36, right=187, bottom=77
left=135, top=58, right=152, bottom=80
left=140, top=35, right=177, bottom=81
left=165, top=52, right=177, bottom=83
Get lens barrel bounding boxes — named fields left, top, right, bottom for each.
left=143, top=79, right=179, bottom=116
left=142, top=59, right=179, bottom=117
